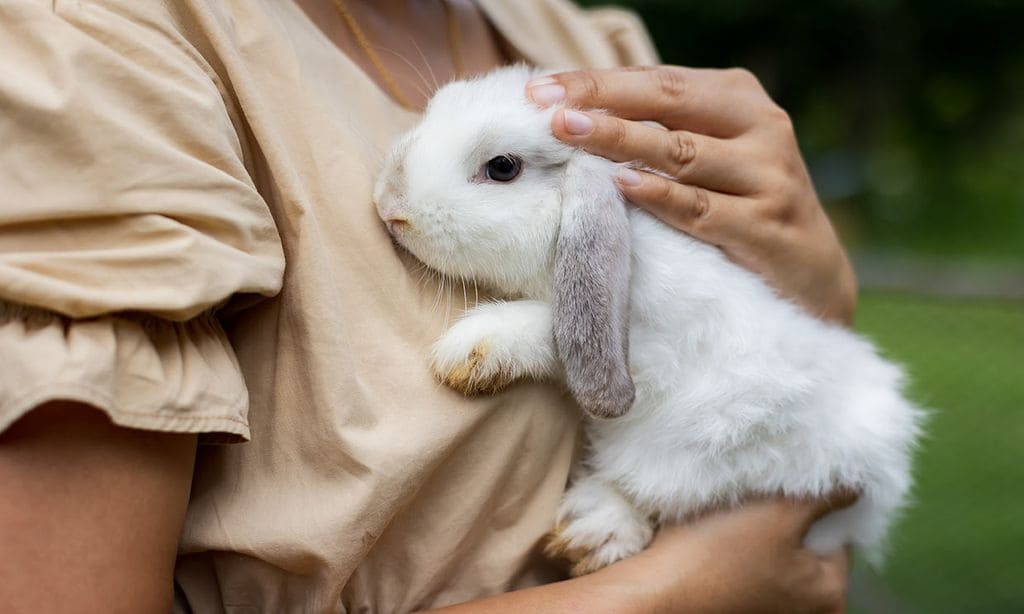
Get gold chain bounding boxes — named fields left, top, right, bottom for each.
left=331, top=0, right=464, bottom=110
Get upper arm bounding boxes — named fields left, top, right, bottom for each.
left=0, top=6, right=275, bottom=608
left=0, top=401, right=197, bottom=613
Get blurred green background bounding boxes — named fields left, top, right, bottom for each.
left=579, top=1, right=1024, bottom=612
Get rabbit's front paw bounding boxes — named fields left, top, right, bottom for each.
left=431, top=334, right=516, bottom=395
left=430, top=301, right=557, bottom=396
left=430, top=319, right=518, bottom=395
left=543, top=479, right=654, bottom=576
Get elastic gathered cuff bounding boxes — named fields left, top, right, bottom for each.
left=0, top=302, right=250, bottom=443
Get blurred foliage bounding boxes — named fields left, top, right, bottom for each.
left=580, top=0, right=1024, bottom=263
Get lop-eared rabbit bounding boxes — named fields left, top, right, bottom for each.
left=373, top=66, right=923, bottom=575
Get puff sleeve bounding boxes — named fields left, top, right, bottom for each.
left=0, top=1, right=284, bottom=441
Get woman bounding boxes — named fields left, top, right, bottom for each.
left=0, top=0, right=855, bottom=611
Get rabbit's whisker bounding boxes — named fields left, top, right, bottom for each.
left=444, top=275, right=453, bottom=324
left=416, top=264, right=433, bottom=291
left=406, top=37, right=441, bottom=90
left=380, top=46, right=435, bottom=101
left=429, top=270, right=445, bottom=316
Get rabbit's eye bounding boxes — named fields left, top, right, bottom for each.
left=485, top=155, right=522, bottom=182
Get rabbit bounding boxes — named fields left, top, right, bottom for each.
left=372, top=65, right=924, bottom=576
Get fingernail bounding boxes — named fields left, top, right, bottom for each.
left=528, top=83, right=566, bottom=106
left=616, top=168, right=642, bottom=187
left=563, top=109, right=594, bottom=135
left=526, top=76, right=557, bottom=88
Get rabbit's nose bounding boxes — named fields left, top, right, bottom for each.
left=385, top=217, right=411, bottom=236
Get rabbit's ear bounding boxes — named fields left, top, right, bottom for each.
left=553, top=155, right=635, bottom=420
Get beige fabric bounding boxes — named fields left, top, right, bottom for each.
left=0, top=0, right=658, bottom=611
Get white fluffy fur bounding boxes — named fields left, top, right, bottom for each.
left=374, top=65, right=923, bottom=567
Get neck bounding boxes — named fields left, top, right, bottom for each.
left=296, top=0, right=505, bottom=110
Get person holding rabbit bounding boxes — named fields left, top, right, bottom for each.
left=1, top=0, right=858, bottom=612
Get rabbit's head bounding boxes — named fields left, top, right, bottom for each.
left=374, top=65, right=635, bottom=420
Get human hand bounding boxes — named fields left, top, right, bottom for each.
left=425, top=492, right=855, bottom=614
left=527, top=66, right=857, bottom=324
left=619, top=493, right=857, bottom=614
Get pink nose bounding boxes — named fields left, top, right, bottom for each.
left=385, top=217, right=410, bottom=236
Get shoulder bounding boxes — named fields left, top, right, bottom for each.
left=477, top=0, right=660, bottom=68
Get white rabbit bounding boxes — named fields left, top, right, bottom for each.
left=373, top=65, right=923, bottom=575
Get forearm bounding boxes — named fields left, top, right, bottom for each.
left=421, top=557, right=660, bottom=614
left=425, top=496, right=853, bottom=614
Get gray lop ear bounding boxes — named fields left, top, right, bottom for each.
left=553, top=154, right=635, bottom=420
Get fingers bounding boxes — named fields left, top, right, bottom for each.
left=552, top=109, right=761, bottom=194
left=615, top=169, right=749, bottom=248
left=528, top=65, right=770, bottom=137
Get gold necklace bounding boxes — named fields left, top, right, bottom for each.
left=331, top=0, right=464, bottom=110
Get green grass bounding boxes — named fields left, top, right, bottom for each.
left=851, top=291, right=1024, bottom=613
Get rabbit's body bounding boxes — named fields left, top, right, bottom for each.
left=373, top=65, right=922, bottom=576
left=572, top=208, right=917, bottom=568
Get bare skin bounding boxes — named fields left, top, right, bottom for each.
left=294, top=0, right=506, bottom=109
left=0, top=402, right=196, bottom=614
left=428, top=495, right=854, bottom=614
left=0, top=2, right=856, bottom=612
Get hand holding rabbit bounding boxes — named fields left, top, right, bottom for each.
left=429, top=494, right=855, bottom=614
left=528, top=66, right=857, bottom=324
left=636, top=493, right=856, bottom=614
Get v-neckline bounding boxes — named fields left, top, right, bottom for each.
left=284, top=0, right=533, bottom=114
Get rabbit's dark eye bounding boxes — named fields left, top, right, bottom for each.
left=485, top=155, right=522, bottom=182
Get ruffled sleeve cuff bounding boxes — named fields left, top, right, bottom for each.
left=0, top=302, right=250, bottom=443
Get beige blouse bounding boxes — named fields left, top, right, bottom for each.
left=0, top=1, right=657, bottom=612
